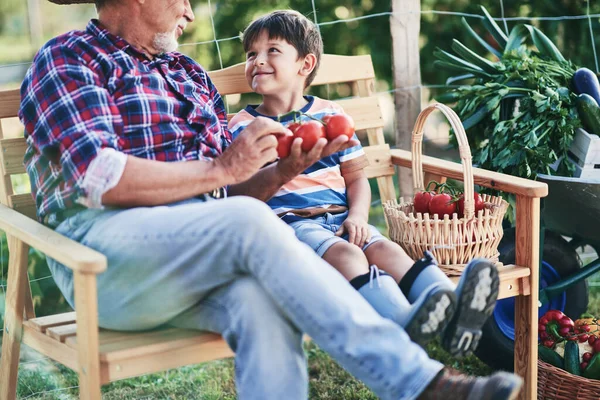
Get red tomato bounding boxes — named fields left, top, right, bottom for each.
left=276, top=134, right=294, bottom=158
left=582, top=362, right=589, bottom=371
left=287, top=122, right=301, bottom=133
left=428, top=193, right=457, bottom=217
left=294, top=121, right=326, bottom=152
left=324, top=114, right=355, bottom=141
left=413, top=191, right=435, bottom=214
left=457, top=192, right=486, bottom=218
left=542, top=339, right=555, bottom=348
left=593, top=339, right=600, bottom=353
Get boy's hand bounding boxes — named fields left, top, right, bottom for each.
left=276, top=134, right=360, bottom=181
left=335, top=215, right=372, bottom=248
left=217, top=117, right=292, bottom=184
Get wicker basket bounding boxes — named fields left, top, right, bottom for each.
left=383, top=103, right=508, bottom=276
left=538, top=360, right=600, bottom=399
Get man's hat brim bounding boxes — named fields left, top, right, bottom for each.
left=48, top=0, right=95, bottom=4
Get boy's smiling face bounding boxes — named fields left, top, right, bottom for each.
left=244, top=30, right=307, bottom=96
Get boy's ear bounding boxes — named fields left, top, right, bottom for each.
left=299, top=54, right=318, bottom=78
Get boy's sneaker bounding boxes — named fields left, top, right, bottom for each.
left=442, top=258, right=499, bottom=358
left=405, top=283, right=457, bottom=347
left=418, top=368, right=523, bottom=400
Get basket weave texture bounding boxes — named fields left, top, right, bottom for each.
left=538, top=360, right=600, bottom=399
left=383, top=103, right=508, bottom=276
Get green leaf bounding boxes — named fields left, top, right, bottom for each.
left=433, top=60, right=492, bottom=79
left=524, top=25, right=566, bottom=62
left=460, top=17, right=502, bottom=58
left=480, top=6, right=508, bottom=50
left=434, top=48, right=487, bottom=73
left=451, top=39, right=500, bottom=74
left=435, top=91, right=462, bottom=104
left=445, top=73, right=475, bottom=85
left=504, top=24, right=529, bottom=53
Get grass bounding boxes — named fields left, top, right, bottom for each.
left=10, top=339, right=492, bottom=400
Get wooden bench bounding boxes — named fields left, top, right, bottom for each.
left=0, top=54, right=546, bottom=400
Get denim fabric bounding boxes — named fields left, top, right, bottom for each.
left=288, top=211, right=387, bottom=257
left=47, top=196, right=442, bottom=399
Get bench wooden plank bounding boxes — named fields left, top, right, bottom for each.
left=46, top=323, right=78, bottom=343
left=209, top=54, right=375, bottom=96
left=364, top=144, right=395, bottom=179
left=0, top=89, right=19, bottom=119
left=450, top=264, right=530, bottom=299
left=22, top=325, right=79, bottom=371
left=0, top=137, right=27, bottom=175
left=64, top=327, right=224, bottom=362
left=26, top=312, right=76, bottom=333
left=10, top=193, right=36, bottom=220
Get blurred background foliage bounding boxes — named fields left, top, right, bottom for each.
left=2, top=1, right=600, bottom=87
left=1, top=0, right=600, bottom=317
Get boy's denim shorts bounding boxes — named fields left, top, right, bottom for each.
left=287, top=211, right=387, bottom=257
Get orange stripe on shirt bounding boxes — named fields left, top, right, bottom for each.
left=280, top=169, right=346, bottom=193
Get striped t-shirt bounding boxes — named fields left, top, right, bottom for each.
left=229, top=95, right=369, bottom=222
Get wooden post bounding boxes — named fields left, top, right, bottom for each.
left=513, top=195, right=540, bottom=400
left=0, top=239, right=30, bottom=400
left=26, top=0, right=44, bottom=52
left=74, top=272, right=102, bottom=400
left=390, top=0, right=422, bottom=198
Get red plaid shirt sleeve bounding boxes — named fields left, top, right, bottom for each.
left=20, top=40, right=123, bottom=215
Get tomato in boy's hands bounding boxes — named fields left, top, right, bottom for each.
left=294, top=121, right=326, bottom=152
left=287, top=122, right=301, bottom=134
left=324, top=114, right=355, bottom=141
left=276, top=134, right=295, bottom=158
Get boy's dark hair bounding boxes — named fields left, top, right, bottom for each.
left=242, top=10, right=323, bottom=87
left=94, top=0, right=108, bottom=9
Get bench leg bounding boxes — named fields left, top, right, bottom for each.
left=0, top=240, right=30, bottom=400
left=514, top=196, right=540, bottom=400
left=74, top=272, right=102, bottom=400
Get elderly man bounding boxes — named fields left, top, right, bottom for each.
left=19, top=0, right=523, bottom=399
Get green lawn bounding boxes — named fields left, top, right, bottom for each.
left=10, top=339, right=492, bottom=400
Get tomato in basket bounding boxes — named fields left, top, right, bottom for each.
left=413, top=191, right=435, bottom=214
left=428, top=193, right=457, bottom=217
left=456, top=192, right=486, bottom=218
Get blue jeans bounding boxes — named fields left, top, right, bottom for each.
left=47, top=196, right=442, bottom=400
left=288, top=211, right=387, bottom=256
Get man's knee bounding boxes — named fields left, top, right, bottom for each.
left=226, top=278, right=300, bottom=342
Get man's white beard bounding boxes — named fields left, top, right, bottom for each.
left=153, top=30, right=178, bottom=54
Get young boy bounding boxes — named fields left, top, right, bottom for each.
left=229, top=10, right=499, bottom=357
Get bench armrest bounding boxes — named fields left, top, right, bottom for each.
left=390, top=149, right=548, bottom=198
left=0, top=204, right=106, bottom=274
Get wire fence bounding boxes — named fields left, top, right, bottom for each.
left=1, top=0, right=600, bottom=398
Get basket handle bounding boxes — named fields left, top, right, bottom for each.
left=411, top=103, right=475, bottom=219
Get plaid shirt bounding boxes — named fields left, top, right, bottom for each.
left=19, top=19, right=231, bottom=223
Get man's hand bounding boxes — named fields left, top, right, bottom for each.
left=276, top=134, right=360, bottom=182
left=215, top=117, right=291, bottom=184
left=335, top=215, right=372, bottom=248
